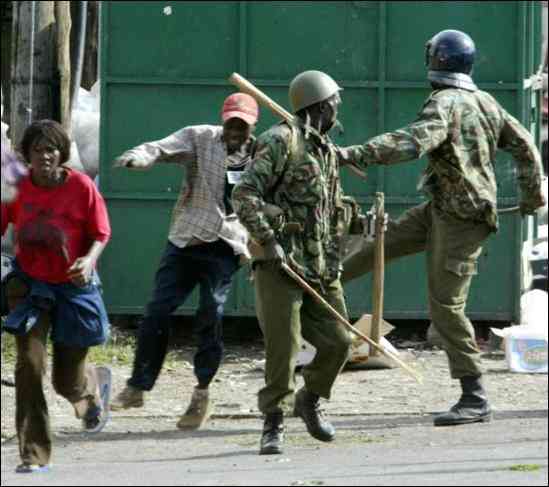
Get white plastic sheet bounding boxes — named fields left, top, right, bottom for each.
left=71, top=81, right=100, bottom=178
left=297, top=314, right=400, bottom=369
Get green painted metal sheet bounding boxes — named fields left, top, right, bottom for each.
left=100, top=1, right=541, bottom=321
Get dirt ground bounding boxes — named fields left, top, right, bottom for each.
left=1, top=333, right=547, bottom=441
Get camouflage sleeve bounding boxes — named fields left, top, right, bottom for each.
left=497, top=110, right=545, bottom=213
left=231, top=130, right=289, bottom=244
left=340, top=95, right=452, bottom=167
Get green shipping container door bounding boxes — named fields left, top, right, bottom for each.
left=100, top=1, right=542, bottom=321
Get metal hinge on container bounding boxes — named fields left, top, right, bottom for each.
left=523, top=65, right=547, bottom=91
left=363, top=208, right=389, bottom=242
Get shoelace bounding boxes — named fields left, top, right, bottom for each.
left=186, top=396, right=205, bottom=415
left=119, top=388, right=139, bottom=403
left=315, top=406, right=327, bottom=421
left=307, top=400, right=327, bottom=422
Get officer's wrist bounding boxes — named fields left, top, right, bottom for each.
left=260, top=232, right=277, bottom=247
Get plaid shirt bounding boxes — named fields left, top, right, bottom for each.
left=123, top=125, right=253, bottom=257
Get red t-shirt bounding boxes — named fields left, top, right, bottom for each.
left=1, top=169, right=111, bottom=284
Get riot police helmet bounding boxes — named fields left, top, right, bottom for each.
left=289, top=70, right=343, bottom=113
left=425, top=29, right=478, bottom=91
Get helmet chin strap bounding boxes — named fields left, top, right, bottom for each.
left=304, top=111, right=312, bottom=140
left=331, top=119, right=344, bottom=136
left=301, top=105, right=342, bottom=139
left=302, top=111, right=326, bottom=139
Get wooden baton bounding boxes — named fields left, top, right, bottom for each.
left=281, top=263, right=423, bottom=384
left=228, top=72, right=368, bottom=180
left=229, top=72, right=296, bottom=124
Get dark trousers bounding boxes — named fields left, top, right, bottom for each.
left=342, top=202, right=491, bottom=379
left=128, top=240, right=239, bottom=391
left=6, top=277, right=99, bottom=466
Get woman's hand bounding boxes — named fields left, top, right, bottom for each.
left=67, top=256, right=95, bottom=287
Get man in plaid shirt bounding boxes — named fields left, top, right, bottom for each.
left=111, top=93, right=259, bottom=430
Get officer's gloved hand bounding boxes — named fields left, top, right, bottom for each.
left=520, top=193, right=547, bottom=216
left=262, top=236, right=286, bottom=270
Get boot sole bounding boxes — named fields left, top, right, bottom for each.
left=176, top=424, right=201, bottom=431
left=434, top=414, right=492, bottom=427
left=110, top=403, right=144, bottom=412
left=176, top=419, right=209, bottom=431
left=259, top=446, right=283, bottom=455
left=307, top=432, right=335, bottom=442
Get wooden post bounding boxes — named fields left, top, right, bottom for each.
left=10, top=1, right=56, bottom=145
left=55, top=1, right=71, bottom=133
left=370, top=192, right=385, bottom=356
left=1, top=3, right=13, bottom=124
left=81, top=1, right=99, bottom=90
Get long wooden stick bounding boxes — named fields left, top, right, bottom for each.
left=228, top=72, right=367, bottom=180
left=370, top=193, right=385, bottom=356
left=281, top=263, right=423, bottom=383
left=229, top=72, right=296, bottom=123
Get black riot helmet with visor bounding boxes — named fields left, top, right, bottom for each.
left=425, top=29, right=478, bottom=92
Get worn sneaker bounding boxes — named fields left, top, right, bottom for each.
left=83, top=366, right=112, bottom=434
left=15, top=463, right=51, bottom=474
left=110, top=384, right=145, bottom=411
left=176, top=387, right=212, bottom=430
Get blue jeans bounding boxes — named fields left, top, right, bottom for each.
left=128, top=240, right=239, bottom=391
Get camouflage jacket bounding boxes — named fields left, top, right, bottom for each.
left=341, top=88, right=544, bottom=230
left=232, top=122, right=348, bottom=285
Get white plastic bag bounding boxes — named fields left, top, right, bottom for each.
left=71, top=82, right=100, bottom=178
left=521, top=290, right=548, bottom=330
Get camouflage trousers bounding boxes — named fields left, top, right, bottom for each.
left=342, top=201, right=492, bottom=379
left=253, top=265, right=352, bottom=414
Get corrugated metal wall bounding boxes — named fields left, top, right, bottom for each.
left=100, top=1, right=541, bottom=320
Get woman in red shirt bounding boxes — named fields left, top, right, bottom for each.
left=1, top=120, right=112, bottom=474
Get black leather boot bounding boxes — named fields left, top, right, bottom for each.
left=259, top=412, right=284, bottom=455
left=294, top=387, right=335, bottom=442
left=434, top=376, right=492, bottom=426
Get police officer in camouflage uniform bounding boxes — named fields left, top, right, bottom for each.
left=232, top=71, right=353, bottom=455
left=338, top=30, right=546, bottom=426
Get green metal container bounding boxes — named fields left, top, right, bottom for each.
left=100, top=1, right=542, bottom=321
